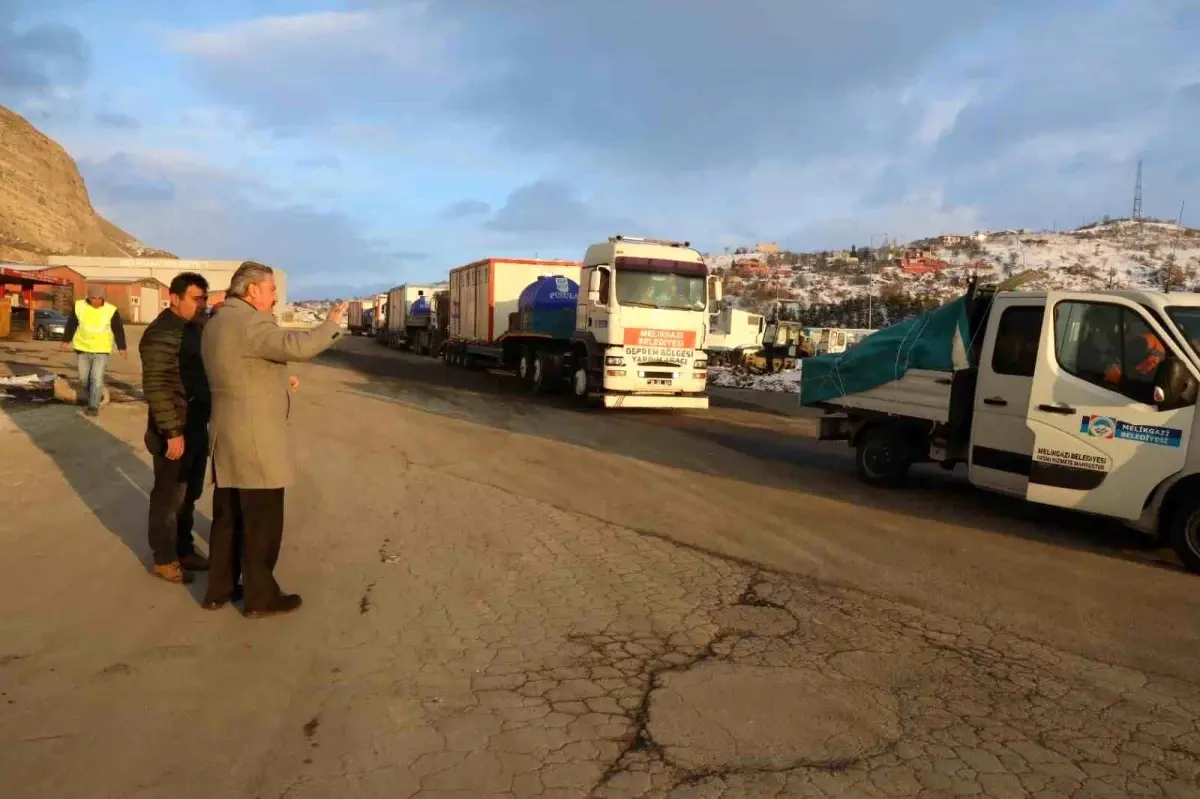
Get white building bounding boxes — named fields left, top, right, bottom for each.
left=44, top=256, right=289, bottom=309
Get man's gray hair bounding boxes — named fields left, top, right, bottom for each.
left=228, top=261, right=274, bottom=298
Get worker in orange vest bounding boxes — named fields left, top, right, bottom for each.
left=1103, top=330, right=1165, bottom=387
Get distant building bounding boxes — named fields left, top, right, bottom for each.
left=734, top=260, right=770, bottom=277
left=900, top=256, right=950, bottom=275
left=43, top=256, right=289, bottom=314
left=939, top=235, right=964, bottom=246
left=754, top=242, right=781, bottom=255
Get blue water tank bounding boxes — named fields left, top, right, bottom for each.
left=410, top=294, right=431, bottom=317
left=518, top=275, right=579, bottom=313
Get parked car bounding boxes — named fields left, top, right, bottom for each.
left=11, top=308, right=69, bottom=341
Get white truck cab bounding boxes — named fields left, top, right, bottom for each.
left=818, top=287, right=1200, bottom=572
left=576, top=235, right=722, bottom=408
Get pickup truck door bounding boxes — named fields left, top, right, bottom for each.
left=969, top=296, right=1044, bottom=495
left=1025, top=291, right=1197, bottom=520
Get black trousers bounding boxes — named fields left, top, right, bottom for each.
left=146, top=428, right=208, bottom=565
left=205, top=487, right=286, bottom=611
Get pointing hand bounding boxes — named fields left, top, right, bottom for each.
left=327, top=301, right=348, bottom=326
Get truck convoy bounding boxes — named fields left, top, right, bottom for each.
left=802, top=279, right=1200, bottom=572
left=442, top=236, right=719, bottom=408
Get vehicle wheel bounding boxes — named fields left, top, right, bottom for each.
left=571, top=362, right=590, bottom=404
left=34, top=326, right=47, bottom=341
left=531, top=353, right=554, bottom=394
left=1168, top=496, right=1200, bottom=574
left=855, top=425, right=912, bottom=488
left=518, top=347, right=536, bottom=387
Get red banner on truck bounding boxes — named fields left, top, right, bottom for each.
left=622, top=328, right=697, bottom=362
left=623, top=328, right=697, bottom=349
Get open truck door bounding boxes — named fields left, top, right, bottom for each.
left=1025, top=291, right=1198, bottom=521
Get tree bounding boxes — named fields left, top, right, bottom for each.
left=1159, top=254, right=1187, bottom=292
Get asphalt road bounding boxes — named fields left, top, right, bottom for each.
left=1, top=331, right=1197, bottom=798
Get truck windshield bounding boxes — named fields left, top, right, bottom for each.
left=615, top=270, right=707, bottom=311
left=1167, top=306, right=1200, bottom=357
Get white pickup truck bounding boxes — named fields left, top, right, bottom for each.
left=815, top=286, right=1200, bottom=572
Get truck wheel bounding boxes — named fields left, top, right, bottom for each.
left=855, top=425, right=912, bottom=488
left=518, top=348, right=536, bottom=387
left=531, top=353, right=556, bottom=394
left=571, top=363, right=590, bottom=403
left=1168, top=496, right=1200, bottom=574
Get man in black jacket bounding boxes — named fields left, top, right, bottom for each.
left=140, top=272, right=213, bottom=584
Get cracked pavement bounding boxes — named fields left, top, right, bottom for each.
left=1, top=334, right=1199, bottom=798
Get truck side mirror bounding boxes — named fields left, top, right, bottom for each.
left=709, top=275, right=723, bottom=306
left=587, top=269, right=602, bottom=304
left=1154, top=356, right=1199, bottom=410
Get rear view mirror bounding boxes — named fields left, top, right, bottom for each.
left=587, top=269, right=602, bottom=304
left=1154, top=357, right=1198, bottom=410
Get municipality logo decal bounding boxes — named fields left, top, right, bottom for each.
left=555, top=277, right=570, bottom=293
left=1083, top=416, right=1115, bottom=438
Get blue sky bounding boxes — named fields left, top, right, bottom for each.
left=2, top=0, right=1198, bottom=299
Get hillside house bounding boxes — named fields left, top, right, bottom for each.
left=900, top=256, right=950, bottom=275
left=939, top=235, right=964, bottom=246
left=734, top=260, right=770, bottom=277
left=754, top=242, right=781, bottom=255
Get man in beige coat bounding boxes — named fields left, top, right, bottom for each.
left=200, top=261, right=347, bottom=617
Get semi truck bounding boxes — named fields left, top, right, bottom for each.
left=383, top=283, right=447, bottom=351
left=346, top=300, right=372, bottom=335
left=442, top=235, right=720, bottom=409
left=804, top=280, right=1200, bottom=572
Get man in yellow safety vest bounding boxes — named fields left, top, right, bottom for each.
left=61, top=290, right=127, bottom=416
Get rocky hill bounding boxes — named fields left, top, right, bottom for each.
left=711, top=220, right=1200, bottom=327
left=0, top=105, right=173, bottom=264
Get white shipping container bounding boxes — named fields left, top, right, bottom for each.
left=448, top=258, right=581, bottom=343
left=385, top=283, right=446, bottom=333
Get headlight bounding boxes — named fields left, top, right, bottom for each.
left=605, top=355, right=624, bottom=366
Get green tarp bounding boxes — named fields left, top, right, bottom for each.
left=799, top=297, right=971, bottom=406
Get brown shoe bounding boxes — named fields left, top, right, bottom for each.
left=151, top=562, right=194, bottom=584
left=244, top=594, right=302, bottom=619
left=178, top=552, right=210, bottom=572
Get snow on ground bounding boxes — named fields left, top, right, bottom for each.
left=0, top=373, right=55, bottom=388
left=708, top=365, right=803, bottom=393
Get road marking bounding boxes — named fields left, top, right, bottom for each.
left=116, top=467, right=150, bottom=499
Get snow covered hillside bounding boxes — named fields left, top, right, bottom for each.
left=707, top=221, right=1200, bottom=323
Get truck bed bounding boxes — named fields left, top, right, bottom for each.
left=821, top=369, right=952, bottom=423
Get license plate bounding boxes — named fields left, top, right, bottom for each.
left=647, top=379, right=672, bottom=386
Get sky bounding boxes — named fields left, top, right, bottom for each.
left=2, top=0, right=1198, bottom=299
